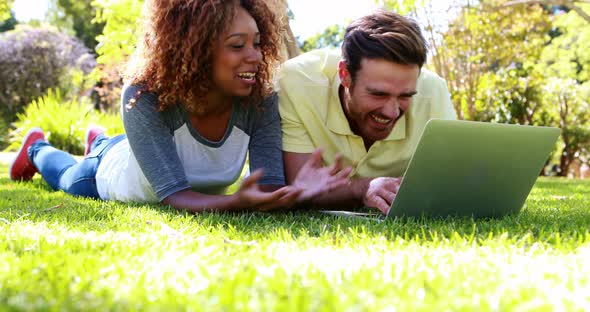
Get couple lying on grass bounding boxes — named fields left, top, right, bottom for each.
left=9, top=0, right=455, bottom=214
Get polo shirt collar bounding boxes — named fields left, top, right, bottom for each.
left=327, top=74, right=407, bottom=141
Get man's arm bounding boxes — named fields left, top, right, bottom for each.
left=284, top=151, right=400, bottom=213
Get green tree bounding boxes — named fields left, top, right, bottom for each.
left=89, top=0, right=143, bottom=111
left=92, top=0, right=143, bottom=71
left=503, top=0, right=590, bottom=23
left=376, top=0, right=422, bottom=15
left=437, top=1, right=551, bottom=120
left=474, top=65, right=547, bottom=125
left=526, top=3, right=590, bottom=175
left=0, top=0, right=13, bottom=22
left=540, top=4, right=590, bottom=82
left=542, top=78, right=590, bottom=176
left=300, top=24, right=345, bottom=52
left=0, top=9, right=16, bottom=32
left=47, top=0, right=104, bottom=51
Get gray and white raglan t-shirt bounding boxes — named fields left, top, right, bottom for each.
left=94, top=84, right=285, bottom=202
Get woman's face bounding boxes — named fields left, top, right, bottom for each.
left=210, top=7, right=262, bottom=99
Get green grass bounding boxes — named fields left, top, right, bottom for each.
left=1, top=161, right=590, bottom=311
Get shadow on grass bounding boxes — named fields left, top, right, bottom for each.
left=2, top=175, right=589, bottom=244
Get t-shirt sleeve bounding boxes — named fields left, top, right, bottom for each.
left=121, top=85, right=190, bottom=201
left=247, top=93, right=286, bottom=186
left=277, top=70, right=316, bottom=154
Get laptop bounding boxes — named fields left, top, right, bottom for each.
left=322, top=119, right=561, bottom=219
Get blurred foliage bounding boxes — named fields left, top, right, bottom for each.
left=0, top=9, right=16, bottom=32
left=474, top=66, right=546, bottom=125
left=0, top=112, right=9, bottom=150
left=4, top=0, right=586, bottom=175
left=377, top=0, right=590, bottom=176
left=92, top=0, right=143, bottom=74
left=540, top=4, right=590, bottom=83
left=90, top=0, right=143, bottom=112
left=46, top=0, right=104, bottom=52
left=300, top=24, right=345, bottom=53
left=441, top=1, right=551, bottom=120
left=0, top=0, right=13, bottom=22
left=377, top=0, right=424, bottom=15
left=5, top=89, right=124, bottom=155
left=0, top=25, right=96, bottom=124
left=542, top=78, right=590, bottom=175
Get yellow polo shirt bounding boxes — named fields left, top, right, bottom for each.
left=277, top=49, right=457, bottom=178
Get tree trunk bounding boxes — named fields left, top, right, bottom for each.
left=278, top=0, right=300, bottom=59
left=559, top=148, right=572, bottom=177
left=558, top=97, right=570, bottom=176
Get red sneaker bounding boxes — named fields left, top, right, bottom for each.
left=84, top=126, right=105, bottom=156
left=9, top=128, right=46, bottom=181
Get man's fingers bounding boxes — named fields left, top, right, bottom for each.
left=304, top=148, right=323, bottom=168
left=327, top=167, right=353, bottom=188
left=333, top=166, right=353, bottom=179
left=383, top=177, right=402, bottom=192
left=329, top=154, right=344, bottom=175
left=379, top=189, right=396, bottom=206
left=370, top=196, right=391, bottom=215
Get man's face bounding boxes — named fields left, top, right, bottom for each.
left=339, top=58, right=419, bottom=145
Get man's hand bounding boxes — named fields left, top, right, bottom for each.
left=291, top=148, right=353, bottom=201
left=363, top=177, right=403, bottom=214
left=235, top=169, right=303, bottom=211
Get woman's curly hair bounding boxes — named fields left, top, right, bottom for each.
left=128, top=0, right=284, bottom=114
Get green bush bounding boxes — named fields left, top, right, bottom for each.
left=5, top=89, right=125, bottom=155
left=0, top=25, right=95, bottom=123
left=0, top=112, right=9, bottom=150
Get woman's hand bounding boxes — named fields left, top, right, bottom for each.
left=234, top=169, right=302, bottom=211
left=291, top=148, right=353, bottom=201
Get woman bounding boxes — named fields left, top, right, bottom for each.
left=9, top=0, right=351, bottom=212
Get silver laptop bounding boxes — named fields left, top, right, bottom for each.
left=322, top=119, right=561, bottom=219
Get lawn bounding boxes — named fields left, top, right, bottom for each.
left=1, top=161, right=589, bottom=311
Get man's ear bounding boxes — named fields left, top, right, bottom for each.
left=338, top=60, right=352, bottom=89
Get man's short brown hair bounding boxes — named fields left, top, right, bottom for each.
left=342, top=9, right=427, bottom=81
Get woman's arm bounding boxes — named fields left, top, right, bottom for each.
left=161, top=169, right=302, bottom=213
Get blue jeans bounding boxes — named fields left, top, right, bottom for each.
left=28, top=134, right=126, bottom=199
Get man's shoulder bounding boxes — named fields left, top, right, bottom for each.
left=279, top=49, right=340, bottom=83
left=417, top=68, right=445, bottom=86
left=415, top=69, right=448, bottom=97
left=417, top=68, right=447, bottom=88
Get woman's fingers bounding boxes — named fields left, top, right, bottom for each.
left=257, top=186, right=302, bottom=211
left=240, top=169, right=264, bottom=190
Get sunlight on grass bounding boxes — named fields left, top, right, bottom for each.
left=1, top=162, right=589, bottom=311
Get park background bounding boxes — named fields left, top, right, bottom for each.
left=0, top=0, right=589, bottom=177
left=0, top=1, right=590, bottom=311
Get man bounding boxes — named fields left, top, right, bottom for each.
left=277, top=10, right=457, bottom=214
